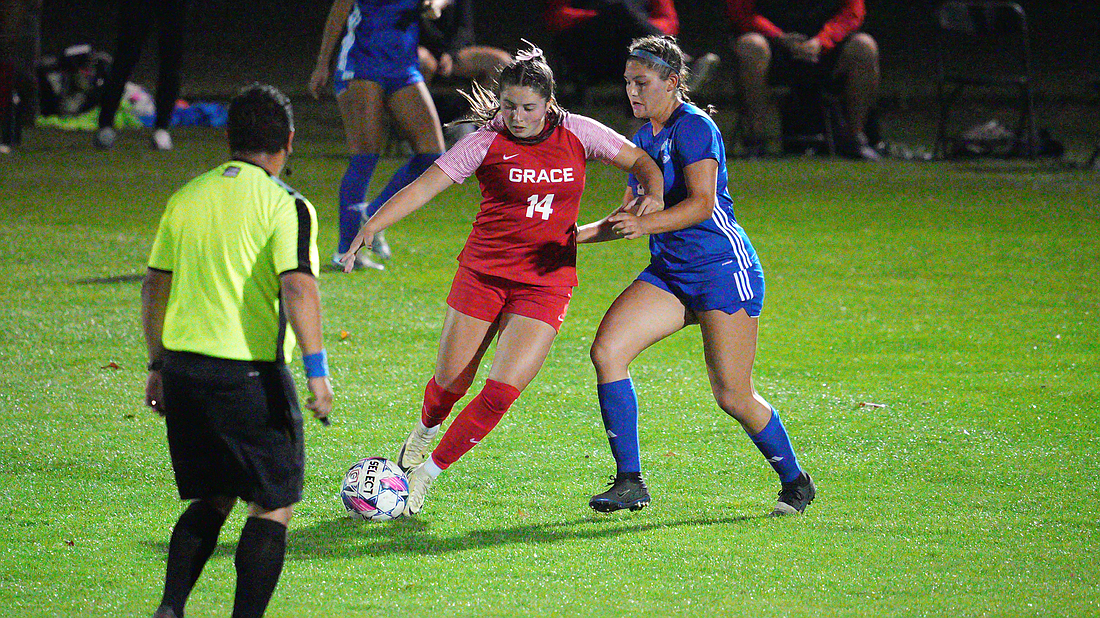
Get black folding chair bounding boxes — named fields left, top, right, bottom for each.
left=934, top=1, right=1038, bottom=159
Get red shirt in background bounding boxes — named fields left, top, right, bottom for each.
left=726, top=0, right=864, bottom=51
left=545, top=0, right=679, bottom=36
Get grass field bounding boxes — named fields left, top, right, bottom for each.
left=0, top=124, right=1098, bottom=617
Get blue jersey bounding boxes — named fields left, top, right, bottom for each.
left=628, top=103, right=758, bottom=274
left=335, top=0, right=421, bottom=84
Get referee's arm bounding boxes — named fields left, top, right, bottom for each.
left=280, top=272, right=333, bottom=419
left=141, top=268, right=172, bottom=413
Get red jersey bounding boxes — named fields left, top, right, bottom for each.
left=435, top=112, right=629, bottom=287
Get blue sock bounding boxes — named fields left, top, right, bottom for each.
left=748, top=408, right=803, bottom=484
left=363, top=153, right=440, bottom=218
left=337, top=154, right=378, bottom=253
left=597, top=378, right=641, bottom=475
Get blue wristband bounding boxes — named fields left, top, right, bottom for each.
left=302, top=350, right=329, bottom=378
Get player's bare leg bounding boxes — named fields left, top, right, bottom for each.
left=398, top=308, right=497, bottom=471
left=589, top=281, right=687, bottom=511
left=338, top=80, right=387, bottom=154
left=359, top=81, right=446, bottom=259
left=698, top=308, right=814, bottom=515
left=406, top=313, right=558, bottom=516
left=590, top=280, right=688, bottom=383
left=333, top=80, right=387, bottom=269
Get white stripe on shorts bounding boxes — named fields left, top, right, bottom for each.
left=335, top=7, right=361, bottom=79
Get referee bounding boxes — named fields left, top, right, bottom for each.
left=141, top=83, right=332, bottom=618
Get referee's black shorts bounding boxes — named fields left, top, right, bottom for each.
left=161, top=350, right=304, bottom=510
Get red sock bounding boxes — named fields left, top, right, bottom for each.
left=431, top=379, right=520, bottom=469
left=421, top=377, right=466, bottom=428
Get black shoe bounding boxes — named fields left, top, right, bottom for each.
left=771, top=471, right=816, bottom=516
left=152, top=606, right=178, bottom=618
left=590, top=473, right=651, bottom=513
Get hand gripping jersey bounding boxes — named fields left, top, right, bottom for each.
left=435, top=112, right=629, bottom=287
left=628, top=102, right=758, bottom=275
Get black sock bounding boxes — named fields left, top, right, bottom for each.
left=161, top=501, right=227, bottom=616
left=232, top=517, right=288, bottom=618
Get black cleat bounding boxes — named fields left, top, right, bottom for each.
left=590, top=473, right=651, bottom=513
left=771, top=471, right=816, bottom=516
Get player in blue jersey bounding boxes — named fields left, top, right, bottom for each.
left=586, top=35, right=815, bottom=516
left=309, top=0, right=450, bottom=269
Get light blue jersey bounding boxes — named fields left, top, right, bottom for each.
left=629, top=103, right=764, bottom=316
left=334, top=0, right=423, bottom=95
left=628, top=103, right=758, bottom=274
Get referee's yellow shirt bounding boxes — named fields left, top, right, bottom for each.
left=148, top=160, right=320, bottom=363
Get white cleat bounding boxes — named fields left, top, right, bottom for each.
left=151, top=128, right=173, bottom=151
left=396, top=423, right=438, bottom=471
left=370, top=230, right=392, bottom=260
left=403, top=463, right=434, bottom=516
left=332, top=250, right=384, bottom=271
left=93, top=127, right=117, bottom=150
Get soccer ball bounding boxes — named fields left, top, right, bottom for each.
left=340, top=457, right=409, bottom=521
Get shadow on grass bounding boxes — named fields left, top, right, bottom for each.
left=75, top=273, right=145, bottom=284
left=283, top=512, right=765, bottom=559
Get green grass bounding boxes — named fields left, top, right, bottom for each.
left=1, top=126, right=1098, bottom=617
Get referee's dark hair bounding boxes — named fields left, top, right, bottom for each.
left=228, top=83, right=295, bottom=155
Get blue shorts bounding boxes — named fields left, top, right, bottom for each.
left=333, top=62, right=424, bottom=97
left=637, top=260, right=765, bottom=318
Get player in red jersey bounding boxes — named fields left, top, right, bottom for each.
left=341, top=42, right=664, bottom=516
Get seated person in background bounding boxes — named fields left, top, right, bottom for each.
left=546, top=0, right=707, bottom=98
left=418, top=0, right=510, bottom=89
left=728, top=0, right=880, bottom=159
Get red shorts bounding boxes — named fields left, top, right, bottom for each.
left=446, top=266, right=573, bottom=331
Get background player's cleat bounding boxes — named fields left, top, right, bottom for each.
left=93, top=127, right=117, bottom=149
left=396, top=423, right=438, bottom=471
left=332, top=250, right=384, bottom=271
left=152, top=605, right=178, bottom=618
left=771, top=471, right=816, bottom=516
left=371, top=230, right=392, bottom=260
left=151, top=128, right=173, bottom=151
left=403, top=462, right=434, bottom=516
left=589, top=473, right=650, bottom=512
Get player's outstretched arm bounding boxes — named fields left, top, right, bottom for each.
left=342, top=164, right=454, bottom=271
left=280, top=272, right=333, bottom=420
left=310, top=0, right=355, bottom=98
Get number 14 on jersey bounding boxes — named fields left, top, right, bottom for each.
left=526, top=194, right=555, bottom=220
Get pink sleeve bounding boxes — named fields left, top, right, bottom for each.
left=435, top=128, right=497, bottom=183
left=561, top=113, right=631, bottom=163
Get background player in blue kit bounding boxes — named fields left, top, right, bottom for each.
left=309, top=0, right=450, bottom=269
left=587, top=35, right=816, bottom=516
